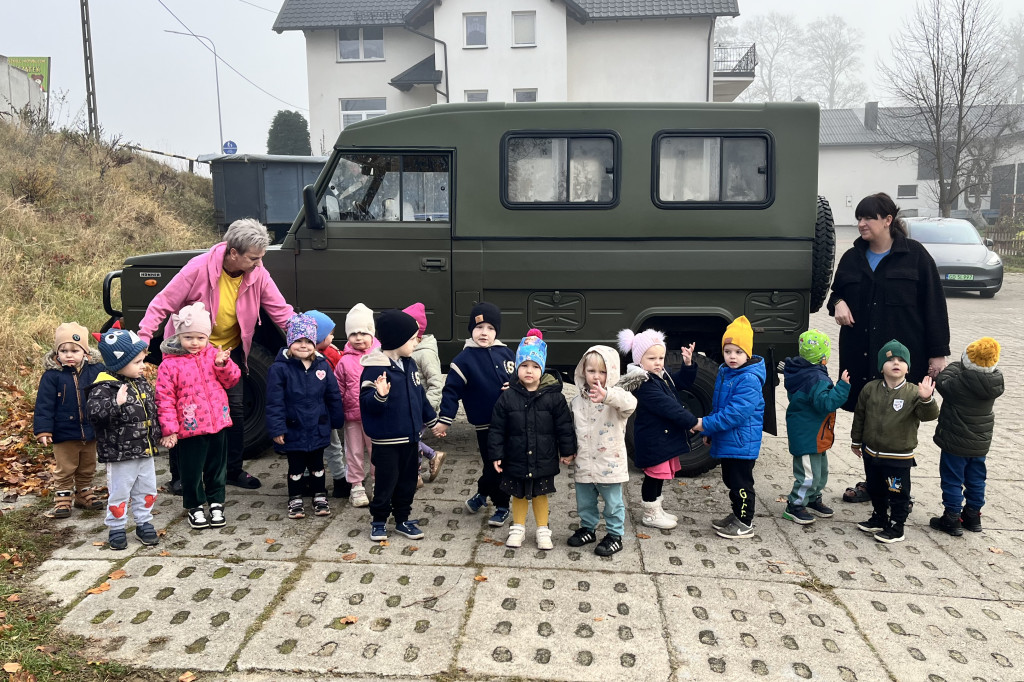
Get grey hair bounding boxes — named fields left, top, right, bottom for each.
left=223, top=218, right=270, bottom=254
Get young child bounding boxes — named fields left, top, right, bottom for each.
left=489, top=332, right=576, bottom=550
left=34, top=323, right=105, bottom=518
left=334, top=303, right=379, bottom=508
left=929, top=337, right=1004, bottom=536
left=266, top=314, right=345, bottom=519
left=617, top=328, right=698, bottom=530
left=568, top=345, right=640, bottom=556
left=307, top=310, right=350, bottom=499
left=693, top=316, right=766, bottom=540
left=155, top=303, right=241, bottom=529
left=86, top=330, right=161, bottom=550
left=359, top=309, right=438, bottom=541
left=403, top=302, right=446, bottom=485
left=851, top=339, right=938, bottom=544
left=433, top=302, right=516, bottom=527
left=782, top=329, right=850, bottom=525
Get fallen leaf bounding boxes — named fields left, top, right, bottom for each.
left=0, top=624, right=12, bottom=632
left=677, top=481, right=687, bottom=486
left=108, top=569, right=128, bottom=580
left=92, top=541, right=105, bottom=546
left=3, top=663, right=22, bottom=673
left=593, top=616, right=604, bottom=621
left=379, top=540, right=389, bottom=547
left=989, top=547, right=1005, bottom=555
left=474, top=575, right=488, bottom=582
left=339, top=615, right=358, bottom=624
left=701, top=485, right=711, bottom=490
left=341, top=553, right=357, bottom=561
left=776, top=496, right=787, bottom=503
left=407, top=546, right=419, bottom=551
left=86, top=582, right=111, bottom=594
left=34, top=645, right=58, bottom=655
left=159, top=550, right=170, bottom=557
left=6, top=594, right=19, bottom=602
left=157, top=529, right=167, bottom=537
left=636, top=533, right=651, bottom=539
left=178, top=672, right=197, bottom=682
left=265, top=538, right=276, bottom=544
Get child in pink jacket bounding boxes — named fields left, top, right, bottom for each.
left=155, top=302, right=241, bottom=530
left=333, top=303, right=379, bottom=508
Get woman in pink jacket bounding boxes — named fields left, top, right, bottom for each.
left=333, top=303, right=379, bottom=508
left=155, top=303, right=241, bottom=530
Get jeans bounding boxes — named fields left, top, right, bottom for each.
left=940, top=451, right=986, bottom=513
left=575, top=482, right=625, bottom=536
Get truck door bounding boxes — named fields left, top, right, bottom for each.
left=294, top=151, right=453, bottom=340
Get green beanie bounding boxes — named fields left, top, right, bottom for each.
left=878, top=339, right=911, bottom=372
left=798, top=329, right=831, bottom=364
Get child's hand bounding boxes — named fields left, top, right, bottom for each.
left=501, top=381, right=510, bottom=391
left=116, top=384, right=129, bottom=406
left=273, top=435, right=285, bottom=445
left=215, top=346, right=231, bottom=367
left=37, top=434, right=52, bottom=447
left=161, top=434, right=177, bottom=449
left=851, top=444, right=862, bottom=457
left=681, top=342, right=695, bottom=366
left=691, top=418, right=703, bottom=433
left=374, top=372, right=390, bottom=397
left=432, top=423, right=448, bottom=438
left=560, top=455, right=576, bottom=466
left=840, top=369, right=850, bottom=383
left=702, top=436, right=711, bottom=446
left=588, top=382, right=607, bottom=403
left=918, top=375, right=935, bottom=399
left=493, top=460, right=503, bottom=473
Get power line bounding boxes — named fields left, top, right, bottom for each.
left=237, top=0, right=277, bottom=13
left=155, top=0, right=308, bottom=111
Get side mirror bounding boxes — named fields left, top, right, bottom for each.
left=985, top=238, right=994, bottom=248
left=303, top=184, right=324, bottom=231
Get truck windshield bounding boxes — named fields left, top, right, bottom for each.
left=322, top=153, right=450, bottom=222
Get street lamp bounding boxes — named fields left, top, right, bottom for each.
left=165, top=29, right=224, bottom=153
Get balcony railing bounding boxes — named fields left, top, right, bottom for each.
left=714, top=44, right=757, bottom=77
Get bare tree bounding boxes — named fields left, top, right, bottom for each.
left=801, top=16, right=865, bottom=109
left=1002, top=12, right=1024, bottom=104
left=737, top=13, right=804, bottom=102
left=879, top=0, right=1021, bottom=217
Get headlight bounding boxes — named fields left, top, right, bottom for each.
left=985, top=251, right=1002, bottom=266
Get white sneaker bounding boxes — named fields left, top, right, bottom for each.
left=536, top=526, right=554, bottom=550
left=506, top=524, right=526, bottom=548
left=350, top=485, right=370, bottom=508
left=657, top=496, right=678, bottom=523
left=642, top=500, right=677, bottom=530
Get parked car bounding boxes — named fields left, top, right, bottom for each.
left=906, top=217, right=1003, bottom=298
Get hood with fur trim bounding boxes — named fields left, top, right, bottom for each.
left=43, top=347, right=103, bottom=371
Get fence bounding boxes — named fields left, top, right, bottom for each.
left=987, top=226, right=1024, bottom=269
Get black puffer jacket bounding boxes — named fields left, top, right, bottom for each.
left=933, top=361, right=1004, bottom=458
left=85, top=372, right=161, bottom=463
left=487, top=373, right=576, bottom=480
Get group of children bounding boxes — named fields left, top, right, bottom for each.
left=34, top=299, right=1003, bottom=551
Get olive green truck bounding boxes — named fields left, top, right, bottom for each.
left=103, top=102, right=835, bottom=475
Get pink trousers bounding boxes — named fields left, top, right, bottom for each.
left=344, top=420, right=374, bottom=485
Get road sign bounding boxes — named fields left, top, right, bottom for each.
left=222, top=140, right=238, bottom=155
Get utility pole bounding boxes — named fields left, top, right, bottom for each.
left=80, top=0, right=99, bottom=139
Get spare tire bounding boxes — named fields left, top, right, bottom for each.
left=810, top=195, right=836, bottom=313
left=241, top=343, right=274, bottom=457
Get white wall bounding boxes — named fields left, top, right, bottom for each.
left=818, top=145, right=928, bottom=225
left=1, top=56, right=45, bottom=119
left=566, top=17, right=712, bottom=102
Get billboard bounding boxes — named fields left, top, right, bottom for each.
left=8, top=57, right=51, bottom=93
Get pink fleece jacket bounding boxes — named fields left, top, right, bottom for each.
left=137, top=242, right=294, bottom=363
left=334, top=338, right=380, bottom=421
left=155, top=344, right=241, bottom=438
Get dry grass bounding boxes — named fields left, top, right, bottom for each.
left=0, top=118, right=217, bottom=394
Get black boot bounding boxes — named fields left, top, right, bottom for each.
left=333, top=478, right=352, bottom=499
left=929, top=510, right=963, bottom=537
left=960, top=507, right=983, bottom=532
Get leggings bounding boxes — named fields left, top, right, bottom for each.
left=511, top=495, right=549, bottom=526
left=641, top=475, right=664, bottom=502
left=286, top=449, right=326, bottom=498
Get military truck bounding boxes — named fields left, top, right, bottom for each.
left=103, top=102, right=834, bottom=475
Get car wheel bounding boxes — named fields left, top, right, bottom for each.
left=810, top=195, right=836, bottom=313
left=980, top=286, right=999, bottom=299
left=241, top=343, right=274, bottom=457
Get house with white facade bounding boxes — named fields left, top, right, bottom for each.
left=273, top=0, right=753, bottom=151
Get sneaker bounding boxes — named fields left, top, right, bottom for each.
left=874, top=523, right=905, bottom=544
left=135, top=521, right=159, bottom=545
left=505, top=524, right=526, bottom=548
left=567, top=527, right=597, bottom=547
left=715, top=516, right=754, bottom=539
left=465, top=493, right=488, bottom=514
left=287, top=497, right=305, bottom=520
left=332, top=478, right=351, bottom=499
left=488, top=507, right=510, bottom=527
left=594, top=533, right=623, bottom=557
left=806, top=498, right=834, bottom=517
left=536, top=526, right=554, bottom=550
left=395, top=520, right=425, bottom=539
left=350, top=485, right=370, bottom=508
left=416, top=475, right=424, bottom=489
left=226, top=470, right=261, bottom=489
left=187, top=506, right=210, bottom=529
left=108, top=528, right=128, bottom=550
left=783, top=504, right=815, bottom=525
left=313, top=494, right=331, bottom=517
left=711, top=513, right=736, bottom=531
left=208, top=503, right=226, bottom=528
left=427, top=450, right=446, bottom=482
left=44, top=490, right=73, bottom=519
left=370, top=521, right=388, bottom=541
left=857, top=513, right=886, bottom=534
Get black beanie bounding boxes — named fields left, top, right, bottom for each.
left=468, top=301, right=501, bottom=335
left=375, top=309, right=419, bottom=351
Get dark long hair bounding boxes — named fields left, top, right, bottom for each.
left=854, top=193, right=908, bottom=238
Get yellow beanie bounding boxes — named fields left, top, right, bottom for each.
left=965, top=337, right=1000, bottom=369
left=722, top=315, right=754, bottom=358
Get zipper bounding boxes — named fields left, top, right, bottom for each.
left=72, top=370, right=86, bottom=440
left=131, top=379, right=158, bottom=457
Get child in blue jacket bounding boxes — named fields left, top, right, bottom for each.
left=265, top=314, right=345, bottom=520
left=693, top=316, right=766, bottom=539
left=782, top=329, right=850, bottom=525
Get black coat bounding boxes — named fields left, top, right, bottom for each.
left=933, top=361, right=1004, bottom=457
left=85, top=372, right=162, bottom=463
left=487, top=373, right=576, bottom=480
left=630, top=364, right=699, bottom=468
left=828, top=233, right=950, bottom=411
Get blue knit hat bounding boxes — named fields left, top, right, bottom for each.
left=305, top=310, right=336, bottom=345
left=99, top=329, right=148, bottom=373
left=515, top=335, right=548, bottom=374
left=286, top=314, right=318, bottom=347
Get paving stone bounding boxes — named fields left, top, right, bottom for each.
left=59, top=556, right=293, bottom=670
left=836, top=588, right=1024, bottom=682
left=658, top=575, right=887, bottom=682
left=31, top=558, right=118, bottom=605
left=974, top=480, right=1024, bottom=530
left=927, top=528, right=1024, bottom=600
left=459, top=567, right=671, bottom=682
left=49, top=495, right=180, bottom=559
left=236, top=563, right=472, bottom=675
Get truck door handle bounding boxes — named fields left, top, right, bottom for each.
left=420, top=257, right=447, bottom=271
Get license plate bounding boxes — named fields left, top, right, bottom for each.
left=946, top=274, right=974, bottom=281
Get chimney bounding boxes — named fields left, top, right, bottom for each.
left=864, top=102, right=879, bottom=132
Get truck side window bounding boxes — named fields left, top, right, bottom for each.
left=322, top=153, right=450, bottom=222
left=503, top=133, right=617, bottom=207
left=656, top=134, right=769, bottom=206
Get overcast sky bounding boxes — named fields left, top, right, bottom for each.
left=1, top=0, right=1019, bottom=168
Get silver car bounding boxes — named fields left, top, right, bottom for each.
left=906, top=217, right=1003, bottom=298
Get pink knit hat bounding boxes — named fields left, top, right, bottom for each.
left=617, top=328, right=666, bottom=365
left=402, top=302, right=428, bottom=338
left=173, top=302, right=212, bottom=337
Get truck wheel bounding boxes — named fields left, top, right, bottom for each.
left=810, top=195, right=836, bottom=313
left=241, top=343, right=274, bottom=457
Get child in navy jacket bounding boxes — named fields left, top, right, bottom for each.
left=360, top=309, right=438, bottom=542
left=265, top=314, right=345, bottom=520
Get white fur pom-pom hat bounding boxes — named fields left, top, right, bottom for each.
left=617, top=328, right=666, bottom=365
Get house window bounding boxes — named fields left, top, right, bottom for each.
left=512, top=12, right=536, bottom=46
left=321, top=153, right=450, bottom=222
left=897, top=184, right=918, bottom=199
left=655, top=133, right=771, bottom=206
left=338, top=27, right=384, bottom=61
left=465, top=90, right=488, bottom=102
left=503, top=133, right=618, bottom=207
left=340, top=98, right=386, bottom=130
left=464, top=13, right=486, bottom=47
left=514, top=89, right=537, bottom=103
